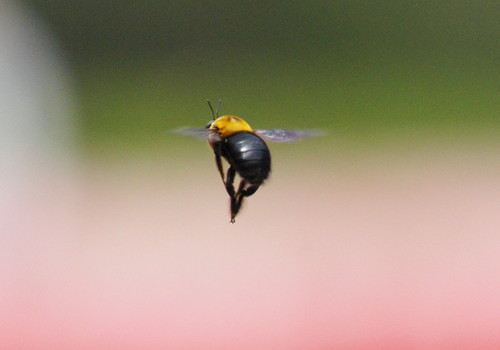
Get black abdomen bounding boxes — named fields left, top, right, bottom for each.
left=222, top=132, right=271, bottom=184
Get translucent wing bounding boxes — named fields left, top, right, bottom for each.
left=172, top=127, right=325, bottom=143
left=171, top=127, right=211, bottom=140
left=255, top=129, right=325, bottom=143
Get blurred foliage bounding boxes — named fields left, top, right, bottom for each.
left=26, top=0, right=499, bottom=156
left=27, top=0, right=499, bottom=61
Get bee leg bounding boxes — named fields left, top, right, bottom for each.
left=230, top=180, right=245, bottom=223
left=240, top=183, right=260, bottom=198
left=214, top=153, right=225, bottom=184
left=225, top=166, right=236, bottom=197
left=230, top=181, right=260, bottom=223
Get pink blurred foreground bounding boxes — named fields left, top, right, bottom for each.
left=1, top=152, right=499, bottom=350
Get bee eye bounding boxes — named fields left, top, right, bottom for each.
left=205, top=121, right=214, bottom=129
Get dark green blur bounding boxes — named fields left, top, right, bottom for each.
left=27, top=0, right=499, bottom=157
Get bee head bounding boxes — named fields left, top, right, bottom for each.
left=206, top=99, right=252, bottom=138
left=210, top=115, right=253, bottom=138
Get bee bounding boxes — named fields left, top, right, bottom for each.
left=174, top=100, right=323, bottom=223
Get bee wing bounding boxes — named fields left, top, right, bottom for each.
left=255, top=129, right=325, bottom=143
left=171, top=127, right=211, bottom=140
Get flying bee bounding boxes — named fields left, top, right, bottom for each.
left=174, top=100, right=323, bottom=223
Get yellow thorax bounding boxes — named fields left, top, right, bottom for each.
left=210, top=115, right=253, bottom=138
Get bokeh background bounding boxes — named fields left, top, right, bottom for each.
left=1, top=0, right=499, bottom=349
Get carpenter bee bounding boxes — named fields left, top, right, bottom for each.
left=174, top=100, right=322, bottom=223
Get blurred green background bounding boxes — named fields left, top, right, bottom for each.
left=27, top=0, right=499, bottom=158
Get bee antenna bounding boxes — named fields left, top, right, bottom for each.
left=207, top=99, right=216, bottom=121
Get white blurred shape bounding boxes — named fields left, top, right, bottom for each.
left=0, top=0, right=76, bottom=219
